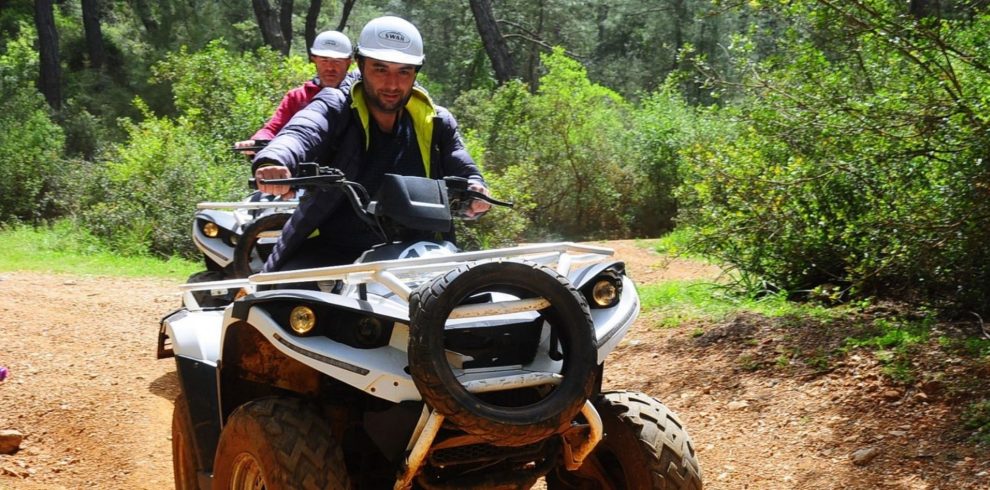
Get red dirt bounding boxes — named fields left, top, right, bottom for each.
left=0, top=240, right=987, bottom=489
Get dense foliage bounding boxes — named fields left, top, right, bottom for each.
left=679, top=2, right=990, bottom=312
left=0, top=24, right=66, bottom=223
left=3, top=0, right=990, bottom=314
left=77, top=43, right=309, bottom=257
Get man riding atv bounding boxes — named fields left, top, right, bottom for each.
left=252, top=15, right=490, bottom=274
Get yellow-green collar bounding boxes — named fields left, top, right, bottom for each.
left=351, top=82, right=436, bottom=176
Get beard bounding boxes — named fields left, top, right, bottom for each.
left=363, top=86, right=412, bottom=113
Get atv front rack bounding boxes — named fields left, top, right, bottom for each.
left=196, top=201, right=298, bottom=210
left=179, top=242, right=615, bottom=309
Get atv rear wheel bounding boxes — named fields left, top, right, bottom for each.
left=171, top=394, right=199, bottom=490
left=212, top=397, right=351, bottom=490
left=547, top=391, right=703, bottom=490
left=408, top=260, right=597, bottom=446
left=232, top=212, right=290, bottom=277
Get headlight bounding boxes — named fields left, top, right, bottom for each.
left=202, top=221, right=220, bottom=238
left=581, top=269, right=623, bottom=309
left=591, top=279, right=619, bottom=308
left=289, top=306, right=317, bottom=335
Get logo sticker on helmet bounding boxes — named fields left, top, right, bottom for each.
left=377, top=30, right=411, bottom=48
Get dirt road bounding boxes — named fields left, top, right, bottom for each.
left=0, top=241, right=987, bottom=489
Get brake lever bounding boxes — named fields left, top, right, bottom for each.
left=462, top=189, right=514, bottom=208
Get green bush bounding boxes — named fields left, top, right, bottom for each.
left=628, top=89, right=702, bottom=236
left=0, top=23, right=66, bottom=224
left=455, top=49, right=647, bottom=241
left=153, top=40, right=311, bottom=145
left=82, top=102, right=242, bottom=257
left=676, top=4, right=990, bottom=312
left=79, top=42, right=311, bottom=258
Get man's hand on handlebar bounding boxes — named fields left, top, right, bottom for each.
left=255, top=165, right=295, bottom=198
left=466, top=183, right=492, bottom=218
left=234, top=139, right=257, bottom=156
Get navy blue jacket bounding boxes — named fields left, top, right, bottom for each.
left=252, top=83, right=484, bottom=271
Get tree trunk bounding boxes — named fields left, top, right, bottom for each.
left=81, top=0, right=106, bottom=69
left=527, top=0, right=545, bottom=92
left=304, top=0, right=322, bottom=51
left=468, top=0, right=515, bottom=84
left=337, top=0, right=356, bottom=31
left=34, top=0, right=61, bottom=111
left=279, top=0, right=294, bottom=52
left=252, top=0, right=289, bottom=55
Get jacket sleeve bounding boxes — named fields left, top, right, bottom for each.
left=434, top=106, right=485, bottom=186
left=251, top=88, right=349, bottom=174
left=251, top=85, right=310, bottom=141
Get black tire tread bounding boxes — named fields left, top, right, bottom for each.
left=603, top=390, right=702, bottom=490
left=171, top=394, right=198, bottom=490
left=408, top=260, right=597, bottom=446
left=215, top=397, right=350, bottom=490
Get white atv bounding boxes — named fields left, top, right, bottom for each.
left=158, top=165, right=703, bottom=489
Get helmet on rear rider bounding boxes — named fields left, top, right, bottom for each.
left=310, top=30, right=352, bottom=59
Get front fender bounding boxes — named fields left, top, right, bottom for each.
left=160, top=308, right=224, bottom=363
left=219, top=290, right=419, bottom=404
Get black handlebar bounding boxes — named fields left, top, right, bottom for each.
left=251, top=164, right=513, bottom=212
left=249, top=163, right=513, bottom=242
left=231, top=139, right=271, bottom=153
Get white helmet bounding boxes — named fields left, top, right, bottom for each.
left=310, top=30, right=352, bottom=59
left=356, top=16, right=424, bottom=66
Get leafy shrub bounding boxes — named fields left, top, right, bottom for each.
left=153, top=40, right=311, bottom=145
left=455, top=49, right=645, bottom=241
left=676, top=4, right=990, bottom=312
left=80, top=42, right=311, bottom=258
left=629, top=89, right=703, bottom=236
left=0, top=23, right=66, bottom=224
left=81, top=102, right=242, bottom=258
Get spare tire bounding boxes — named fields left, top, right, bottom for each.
left=232, top=212, right=290, bottom=278
left=408, top=260, right=597, bottom=446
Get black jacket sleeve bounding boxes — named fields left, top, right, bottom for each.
left=433, top=106, right=485, bottom=186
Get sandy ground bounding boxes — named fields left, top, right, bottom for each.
left=0, top=240, right=987, bottom=489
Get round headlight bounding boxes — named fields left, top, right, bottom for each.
left=289, top=306, right=317, bottom=335
left=591, top=280, right=619, bottom=308
left=202, top=222, right=220, bottom=238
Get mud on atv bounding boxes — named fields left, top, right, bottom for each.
left=158, top=165, right=703, bottom=489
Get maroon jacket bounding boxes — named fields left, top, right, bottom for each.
left=251, top=72, right=360, bottom=141
left=250, top=78, right=323, bottom=141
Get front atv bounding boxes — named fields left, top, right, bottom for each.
left=158, top=169, right=703, bottom=489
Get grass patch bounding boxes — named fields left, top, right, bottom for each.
left=842, top=315, right=934, bottom=384
left=962, top=400, right=990, bottom=445
left=639, top=280, right=835, bottom=328
left=0, top=222, right=199, bottom=280
left=652, top=228, right=705, bottom=259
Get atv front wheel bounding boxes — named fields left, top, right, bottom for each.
left=212, top=397, right=351, bottom=490
left=171, top=394, right=199, bottom=490
left=231, top=212, right=290, bottom=278
left=408, top=260, right=597, bottom=446
left=547, top=391, right=703, bottom=490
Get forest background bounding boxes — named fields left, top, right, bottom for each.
left=2, top=0, right=990, bottom=317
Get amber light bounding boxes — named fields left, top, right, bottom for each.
left=289, top=306, right=317, bottom=335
